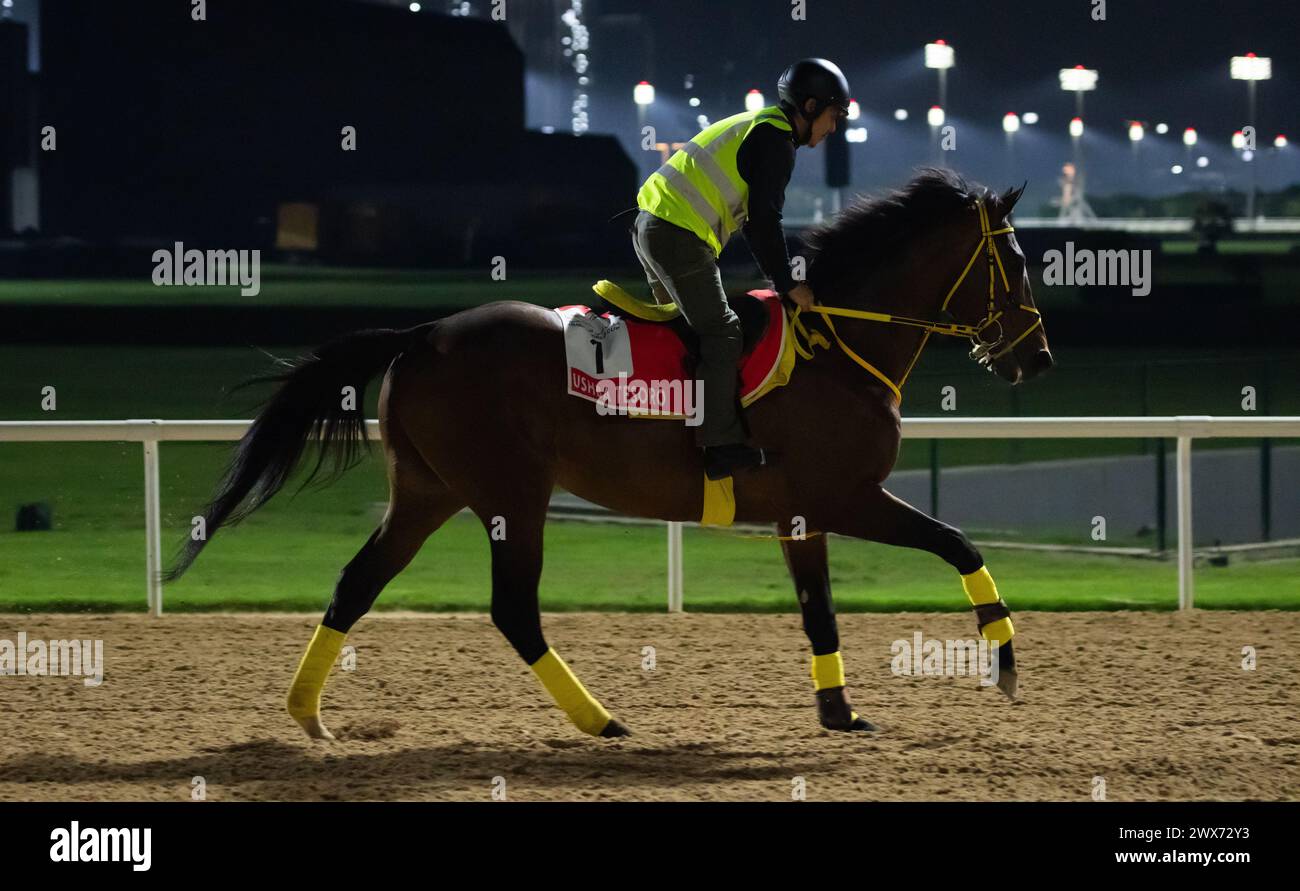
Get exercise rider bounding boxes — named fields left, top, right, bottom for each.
left=632, top=58, right=851, bottom=480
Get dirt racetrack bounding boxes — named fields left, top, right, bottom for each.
left=2, top=610, right=1297, bottom=801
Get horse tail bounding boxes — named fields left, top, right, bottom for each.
left=163, top=324, right=433, bottom=581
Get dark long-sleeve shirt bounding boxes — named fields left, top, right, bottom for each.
left=736, top=115, right=798, bottom=296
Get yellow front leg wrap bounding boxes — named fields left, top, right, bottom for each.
left=287, top=625, right=347, bottom=720
left=530, top=648, right=612, bottom=736
left=811, top=651, right=861, bottom=722
left=961, top=566, right=1015, bottom=645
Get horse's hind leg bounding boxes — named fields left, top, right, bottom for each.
left=778, top=526, right=875, bottom=732
left=287, top=417, right=465, bottom=740
left=472, top=478, right=628, bottom=739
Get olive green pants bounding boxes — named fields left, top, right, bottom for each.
left=631, top=210, right=745, bottom=447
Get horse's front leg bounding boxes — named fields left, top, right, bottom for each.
left=824, top=484, right=1018, bottom=699
left=778, top=524, right=876, bottom=731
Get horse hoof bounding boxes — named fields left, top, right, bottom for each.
left=293, top=714, right=336, bottom=741
left=815, top=689, right=874, bottom=731
left=599, top=718, right=631, bottom=738
left=995, top=668, right=1018, bottom=701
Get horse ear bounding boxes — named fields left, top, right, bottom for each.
left=1002, top=181, right=1027, bottom=211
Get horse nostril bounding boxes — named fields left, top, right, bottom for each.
left=1033, top=349, right=1054, bottom=372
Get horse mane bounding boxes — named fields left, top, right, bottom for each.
left=803, top=167, right=1012, bottom=290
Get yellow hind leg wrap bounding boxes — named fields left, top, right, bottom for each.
left=961, top=566, right=1015, bottom=645
left=287, top=625, right=347, bottom=720
left=530, top=648, right=612, bottom=736
left=810, top=651, right=846, bottom=691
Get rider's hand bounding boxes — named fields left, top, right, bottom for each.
left=787, top=283, right=815, bottom=309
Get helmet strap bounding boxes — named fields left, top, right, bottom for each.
left=786, top=99, right=815, bottom=146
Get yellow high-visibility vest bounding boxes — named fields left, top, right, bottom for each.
left=637, top=105, right=793, bottom=256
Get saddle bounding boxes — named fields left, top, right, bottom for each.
left=591, top=280, right=772, bottom=363
left=557, top=281, right=794, bottom=419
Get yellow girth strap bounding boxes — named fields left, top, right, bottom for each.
left=960, top=566, right=1015, bottom=645
left=287, top=624, right=347, bottom=720
left=530, top=647, right=613, bottom=736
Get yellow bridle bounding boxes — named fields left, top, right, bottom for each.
left=789, top=199, right=1043, bottom=402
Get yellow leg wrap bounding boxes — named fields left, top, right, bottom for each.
left=961, top=566, right=999, bottom=605
left=981, top=617, right=1015, bottom=646
left=810, top=651, right=846, bottom=691
left=530, top=648, right=612, bottom=736
left=811, top=651, right=861, bottom=722
left=287, top=625, right=346, bottom=720
left=961, top=566, right=1015, bottom=645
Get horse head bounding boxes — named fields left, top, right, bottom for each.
left=802, top=168, right=1053, bottom=396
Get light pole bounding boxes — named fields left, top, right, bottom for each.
left=1002, top=112, right=1020, bottom=182
left=927, top=105, right=945, bottom=163
left=745, top=89, right=766, bottom=113
left=633, top=79, right=655, bottom=127
left=1059, top=66, right=1098, bottom=118
left=1129, top=120, right=1144, bottom=189
left=1059, top=66, right=1097, bottom=217
left=634, top=81, right=655, bottom=176
left=925, top=40, right=954, bottom=110
left=1060, top=117, right=1094, bottom=222
left=1230, top=53, right=1271, bottom=222
left=924, top=41, right=952, bottom=175
left=1002, top=112, right=1020, bottom=144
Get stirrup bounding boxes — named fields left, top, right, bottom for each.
left=704, top=444, right=768, bottom=480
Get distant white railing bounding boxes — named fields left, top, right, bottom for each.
left=2, top=417, right=1299, bottom=615
left=787, top=215, right=1300, bottom=234
left=1010, top=217, right=1300, bottom=234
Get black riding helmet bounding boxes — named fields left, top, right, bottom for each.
left=777, top=58, right=851, bottom=144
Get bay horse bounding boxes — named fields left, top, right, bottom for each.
left=167, top=168, right=1052, bottom=740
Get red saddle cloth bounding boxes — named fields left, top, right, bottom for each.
left=557, top=289, right=789, bottom=417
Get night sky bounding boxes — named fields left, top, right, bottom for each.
left=580, top=0, right=1299, bottom=209
left=593, top=0, right=1295, bottom=137
left=9, top=0, right=1297, bottom=210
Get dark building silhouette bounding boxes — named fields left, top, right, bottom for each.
left=33, top=0, right=634, bottom=266
left=0, top=19, right=34, bottom=235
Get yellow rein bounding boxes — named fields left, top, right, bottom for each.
left=789, top=199, right=1042, bottom=402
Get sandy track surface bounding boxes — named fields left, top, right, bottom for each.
left=1, top=611, right=1296, bottom=801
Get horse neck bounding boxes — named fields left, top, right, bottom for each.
left=817, top=223, right=970, bottom=397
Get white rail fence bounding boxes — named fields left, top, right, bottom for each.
left=2, top=417, right=1298, bottom=615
